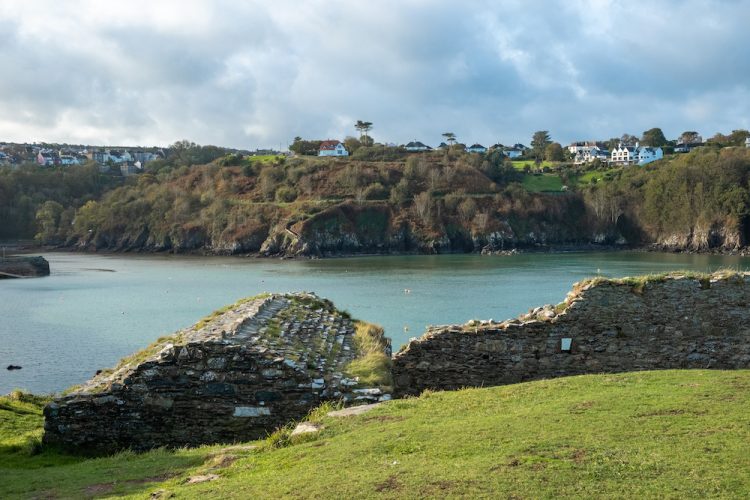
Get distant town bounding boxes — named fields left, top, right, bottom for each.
left=1, top=128, right=749, bottom=176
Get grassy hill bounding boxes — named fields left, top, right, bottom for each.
left=2, top=369, right=749, bottom=498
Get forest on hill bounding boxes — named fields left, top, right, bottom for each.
left=1, top=145, right=749, bottom=256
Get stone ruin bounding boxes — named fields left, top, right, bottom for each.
left=43, top=293, right=392, bottom=453
left=392, top=271, right=750, bottom=396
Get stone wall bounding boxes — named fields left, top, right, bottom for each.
left=392, top=272, right=750, bottom=396
left=44, top=293, right=391, bottom=453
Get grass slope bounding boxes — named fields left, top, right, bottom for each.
left=2, top=370, right=749, bottom=498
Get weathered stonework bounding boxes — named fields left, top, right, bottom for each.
left=43, top=293, right=391, bottom=453
left=392, top=272, right=750, bottom=396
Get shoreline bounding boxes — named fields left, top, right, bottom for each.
left=6, top=241, right=749, bottom=260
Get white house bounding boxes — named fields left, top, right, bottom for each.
left=746, top=137, right=750, bottom=148
left=574, top=146, right=609, bottom=165
left=610, top=144, right=638, bottom=165
left=611, top=143, right=663, bottom=165
left=637, top=146, right=663, bottom=165
left=568, top=141, right=599, bottom=155
left=404, top=141, right=431, bottom=152
left=318, top=140, right=348, bottom=157
left=466, top=143, right=487, bottom=154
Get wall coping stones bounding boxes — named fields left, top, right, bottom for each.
left=393, top=271, right=750, bottom=396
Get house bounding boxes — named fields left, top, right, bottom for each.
left=404, top=141, right=431, bottom=152
left=610, top=143, right=638, bottom=165
left=611, top=143, right=663, bottom=165
left=466, top=143, right=487, bottom=154
left=120, top=163, right=140, bottom=176
left=574, top=146, right=610, bottom=165
left=674, top=142, right=702, bottom=153
left=37, top=150, right=57, bottom=166
left=59, top=155, right=80, bottom=166
left=745, top=137, right=750, bottom=148
left=132, top=151, right=160, bottom=164
left=504, top=148, right=523, bottom=159
left=637, top=146, right=663, bottom=165
left=318, top=140, right=349, bottom=157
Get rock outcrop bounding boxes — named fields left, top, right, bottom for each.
left=0, top=255, right=50, bottom=278
left=43, top=293, right=391, bottom=453
left=392, top=271, right=750, bottom=396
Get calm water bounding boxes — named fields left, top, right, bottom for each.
left=1, top=251, right=748, bottom=394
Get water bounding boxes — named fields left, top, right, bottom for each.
left=1, top=251, right=748, bottom=394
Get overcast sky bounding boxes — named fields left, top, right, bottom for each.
left=1, top=0, right=748, bottom=149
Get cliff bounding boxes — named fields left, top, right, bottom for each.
left=0, top=255, right=50, bottom=278
left=43, top=293, right=391, bottom=453
left=392, top=271, right=750, bottom=396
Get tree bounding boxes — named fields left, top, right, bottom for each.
left=355, top=120, right=373, bottom=144
left=442, top=132, right=457, bottom=146
left=679, top=131, right=702, bottom=145
left=289, top=138, right=323, bottom=156
left=620, top=133, right=638, bottom=146
left=544, top=142, right=564, bottom=161
left=641, top=128, right=668, bottom=147
left=531, top=131, right=551, bottom=159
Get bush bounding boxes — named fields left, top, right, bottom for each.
left=275, top=186, right=298, bottom=203
left=363, top=182, right=389, bottom=200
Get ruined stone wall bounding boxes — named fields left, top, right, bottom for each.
left=44, top=293, right=390, bottom=453
left=392, top=273, right=750, bottom=396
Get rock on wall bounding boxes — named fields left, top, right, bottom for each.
left=392, top=272, right=750, bottom=396
left=43, top=293, right=391, bottom=453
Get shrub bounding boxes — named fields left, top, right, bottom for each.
left=275, top=186, right=298, bottom=203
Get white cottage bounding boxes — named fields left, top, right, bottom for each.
left=318, top=140, right=349, bottom=157
left=574, top=146, right=609, bottom=165
left=637, top=146, right=663, bottom=165
left=611, top=143, right=663, bottom=166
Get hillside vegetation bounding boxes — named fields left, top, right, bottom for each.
left=3, top=146, right=750, bottom=255
left=1, top=370, right=748, bottom=498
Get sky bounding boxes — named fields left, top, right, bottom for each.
left=0, top=0, right=749, bottom=150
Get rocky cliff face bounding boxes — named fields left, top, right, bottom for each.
left=392, top=271, right=750, bottom=396
left=43, top=293, right=391, bottom=453
left=0, top=255, right=50, bottom=278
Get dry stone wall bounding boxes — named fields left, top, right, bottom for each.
left=44, top=293, right=390, bottom=453
left=392, top=272, right=750, bottom=396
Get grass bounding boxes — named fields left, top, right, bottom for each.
left=2, top=370, right=749, bottom=498
left=344, top=322, right=392, bottom=389
left=578, top=269, right=745, bottom=295
left=511, top=160, right=556, bottom=171
left=245, top=155, right=284, bottom=164
left=521, top=173, right=565, bottom=192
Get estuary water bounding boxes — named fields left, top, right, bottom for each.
left=1, top=251, right=748, bottom=394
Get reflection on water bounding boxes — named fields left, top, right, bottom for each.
left=1, top=251, right=748, bottom=394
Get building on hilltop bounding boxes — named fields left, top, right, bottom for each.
left=404, top=141, right=432, bottom=152
left=466, top=144, right=487, bottom=154
left=573, top=145, right=610, bottom=165
left=318, top=140, right=349, bottom=157
left=37, top=150, right=57, bottom=166
left=611, top=143, right=663, bottom=166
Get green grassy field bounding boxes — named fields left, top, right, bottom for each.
left=245, top=154, right=284, bottom=164
left=511, top=160, right=556, bottom=171
left=2, top=370, right=749, bottom=498
left=521, top=173, right=566, bottom=192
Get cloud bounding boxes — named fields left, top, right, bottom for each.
left=0, top=0, right=748, bottom=148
